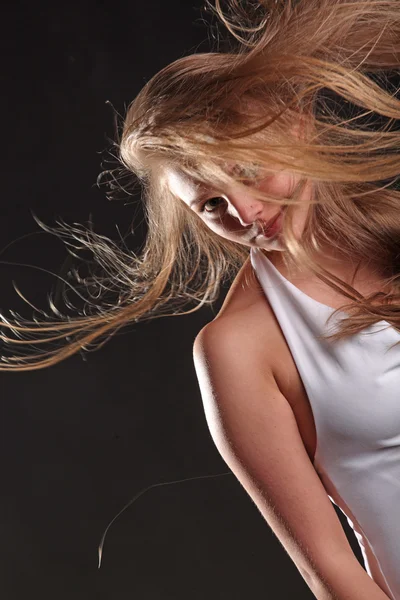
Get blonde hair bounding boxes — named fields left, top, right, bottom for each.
left=2, top=0, right=400, bottom=370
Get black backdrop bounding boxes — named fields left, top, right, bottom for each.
left=1, top=2, right=364, bottom=599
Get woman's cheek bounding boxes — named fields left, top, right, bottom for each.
left=259, top=172, right=294, bottom=198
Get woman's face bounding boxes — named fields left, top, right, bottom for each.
left=164, top=164, right=313, bottom=252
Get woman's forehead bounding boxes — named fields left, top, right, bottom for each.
left=163, top=167, right=206, bottom=206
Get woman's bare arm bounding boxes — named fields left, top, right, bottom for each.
left=193, top=318, right=391, bottom=599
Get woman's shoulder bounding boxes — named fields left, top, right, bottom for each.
left=197, top=254, right=279, bottom=360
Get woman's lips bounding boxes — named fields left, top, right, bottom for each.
left=259, top=210, right=283, bottom=238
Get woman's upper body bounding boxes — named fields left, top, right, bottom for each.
left=194, top=247, right=398, bottom=599
left=163, top=92, right=399, bottom=595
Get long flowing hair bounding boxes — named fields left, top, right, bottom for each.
left=2, top=0, right=400, bottom=371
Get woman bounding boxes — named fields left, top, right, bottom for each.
left=2, top=0, right=400, bottom=597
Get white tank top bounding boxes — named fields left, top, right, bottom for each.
left=250, top=247, right=400, bottom=599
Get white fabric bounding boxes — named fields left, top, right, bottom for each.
left=250, top=247, right=400, bottom=599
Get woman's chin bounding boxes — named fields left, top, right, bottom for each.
left=253, top=232, right=285, bottom=252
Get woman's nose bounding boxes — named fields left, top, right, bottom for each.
left=229, top=197, right=264, bottom=227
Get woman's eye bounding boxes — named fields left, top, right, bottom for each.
left=200, top=197, right=224, bottom=213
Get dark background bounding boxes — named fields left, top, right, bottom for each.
left=1, top=2, right=366, bottom=599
